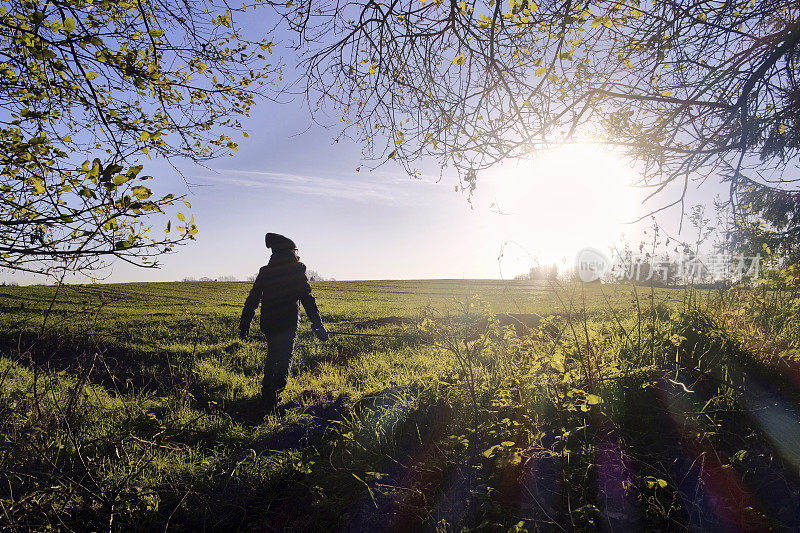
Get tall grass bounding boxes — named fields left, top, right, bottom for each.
left=1, top=281, right=799, bottom=530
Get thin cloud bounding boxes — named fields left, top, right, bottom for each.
left=196, top=169, right=450, bottom=203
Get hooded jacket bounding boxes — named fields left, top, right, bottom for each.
left=239, top=250, right=322, bottom=335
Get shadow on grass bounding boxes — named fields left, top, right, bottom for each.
left=251, top=392, right=350, bottom=452
left=0, top=332, right=181, bottom=395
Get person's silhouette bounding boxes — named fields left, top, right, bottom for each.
left=239, top=233, right=328, bottom=412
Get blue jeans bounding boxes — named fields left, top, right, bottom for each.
left=262, top=328, right=297, bottom=407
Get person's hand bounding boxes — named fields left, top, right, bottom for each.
left=312, top=324, right=329, bottom=341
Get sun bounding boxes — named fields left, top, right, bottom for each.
left=483, top=143, right=643, bottom=275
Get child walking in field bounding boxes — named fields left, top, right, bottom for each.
left=239, top=233, right=328, bottom=413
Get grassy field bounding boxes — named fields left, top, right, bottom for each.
left=1, top=279, right=799, bottom=531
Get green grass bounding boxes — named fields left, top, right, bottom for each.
left=1, top=280, right=799, bottom=531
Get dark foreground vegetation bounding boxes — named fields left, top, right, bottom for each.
left=1, top=280, right=799, bottom=531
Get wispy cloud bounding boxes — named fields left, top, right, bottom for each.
left=194, top=169, right=449, bottom=203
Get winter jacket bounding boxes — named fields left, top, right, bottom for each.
left=239, top=251, right=322, bottom=335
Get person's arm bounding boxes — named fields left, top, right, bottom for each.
left=239, top=268, right=265, bottom=338
left=297, top=264, right=328, bottom=340
left=299, top=282, right=322, bottom=326
left=300, top=291, right=322, bottom=324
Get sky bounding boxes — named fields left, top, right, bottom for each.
left=3, top=92, right=728, bottom=285
left=1, top=14, right=731, bottom=285
left=5, top=122, right=724, bottom=285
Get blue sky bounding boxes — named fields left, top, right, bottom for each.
left=4, top=92, right=726, bottom=284
left=1, top=14, right=731, bottom=285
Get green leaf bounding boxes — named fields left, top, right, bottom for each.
left=127, top=165, right=144, bottom=178
left=586, top=394, right=602, bottom=405
left=88, top=159, right=101, bottom=178
left=482, top=445, right=501, bottom=458
left=113, top=175, right=128, bottom=186
left=131, top=185, right=152, bottom=199
left=63, top=17, right=75, bottom=33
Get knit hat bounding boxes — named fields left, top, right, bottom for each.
left=264, top=232, right=296, bottom=251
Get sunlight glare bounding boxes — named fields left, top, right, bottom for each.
left=485, top=143, right=643, bottom=276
